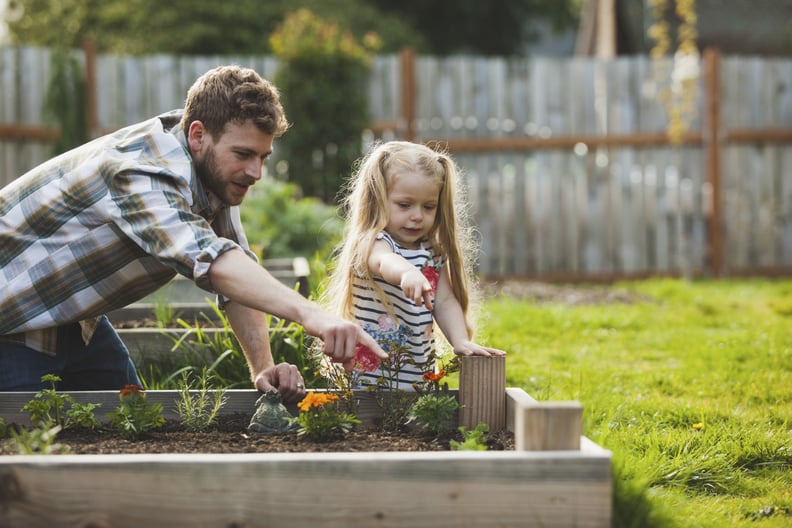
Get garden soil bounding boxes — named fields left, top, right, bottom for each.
left=0, top=415, right=514, bottom=455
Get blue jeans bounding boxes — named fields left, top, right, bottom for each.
left=0, top=316, right=141, bottom=391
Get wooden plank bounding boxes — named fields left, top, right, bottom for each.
left=515, top=401, right=583, bottom=451
left=0, top=449, right=611, bottom=528
left=0, top=389, right=405, bottom=427
left=0, top=387, right=612, bottom=528
left=458, top=356, right=506, bottom=431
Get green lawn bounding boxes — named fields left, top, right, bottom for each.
left=477, top=278, right=792, bottom=528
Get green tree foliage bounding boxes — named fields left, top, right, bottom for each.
left=365, top=0, right=581, bottom=56
left=6, top=0, right=423, bottom=54
left=269, top=9, right=377, bottom=202
left=6, top=0, right=574, bottom=56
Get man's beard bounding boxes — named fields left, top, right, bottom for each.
left=195, top=148, right=225, bottom=202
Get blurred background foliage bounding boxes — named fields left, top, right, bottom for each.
left=5, top=0, right=580, bottom=56
left=4, top=0, right=580, bottom=260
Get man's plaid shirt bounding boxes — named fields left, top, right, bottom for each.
left=0, top=110, right=256, bottom=355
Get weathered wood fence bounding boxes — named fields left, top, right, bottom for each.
left=2, top=44, right=791, bottom=281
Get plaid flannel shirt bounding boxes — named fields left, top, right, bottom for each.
left=0, top=110, right=256, bottom=355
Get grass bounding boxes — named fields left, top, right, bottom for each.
left=475, top=278, right=792, bottom=528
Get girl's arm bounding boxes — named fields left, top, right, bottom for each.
left=433, top=264, right=506, bottom=357
left=368, top=238, right=434, bottom=308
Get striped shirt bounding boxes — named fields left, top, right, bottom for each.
left=0, top=110, right=256, bottom=355
left=352, top=231, right=444, bottom=390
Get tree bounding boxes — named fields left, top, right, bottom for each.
left=365, top=0, right=581, bottom=56
left=6, top=0, right=578, bottom=56
left=5, top=0, right=423, bottom=54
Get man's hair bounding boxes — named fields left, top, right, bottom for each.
left=182, top=65, right=290, bottom=139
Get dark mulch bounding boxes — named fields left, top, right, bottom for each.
left=1, top=415, right=514, bottom=455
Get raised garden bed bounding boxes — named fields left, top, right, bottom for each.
left=0, top=358, right=612, bottom=528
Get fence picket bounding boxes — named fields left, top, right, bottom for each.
left=1, top=47, right=790, bottom=279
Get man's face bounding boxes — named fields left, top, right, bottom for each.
left=191, top=120, right=274, bottom=206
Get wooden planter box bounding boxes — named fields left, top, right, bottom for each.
left=0, top=359, right=612, bottom=528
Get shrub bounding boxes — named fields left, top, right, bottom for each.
left=270, top=8, right=380, bottom=202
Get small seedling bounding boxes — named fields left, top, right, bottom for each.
left=107, top=384, right=165, bottom=440
left=175, top=370, right=226, bottom=432
left=21, top=374, right=101, bottom=430
left=450, top=423, right=490, bottom=451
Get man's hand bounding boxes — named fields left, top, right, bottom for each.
left=303, top=312, right=387, bottom=371
left=254, top=363, right=306, bottom=403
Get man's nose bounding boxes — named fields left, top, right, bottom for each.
left=245, top=158, right=263, bottom=180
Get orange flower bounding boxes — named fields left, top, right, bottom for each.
left=119, top=384, right=144, bottom=399
left=422, top=370, right=446, bottom=383
left=297, top=392, right=339, bottom=412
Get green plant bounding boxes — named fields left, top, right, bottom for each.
left=175, top=370, right=227, bottom=432
left=152, top=294, right=175, bottom=328
left=238, top=180, right=343, bottom=266
left=106, top=384, right=165, bottom=441
left=138, top=299, right=322, bottom=391
left=20, top=374, right=101, bottom=430
left=0, top=417, right=6, bottom=439
left=43, top=47, right=87, bottom=156
left=450, top=423, right=490, bottom=451
left=293, top=391, right=361, bottom=441
left=270, top=8, right=379, bottom=202
left=7, top=424, right=68, bottom=455
left=405, top=370, right=461, bottom=437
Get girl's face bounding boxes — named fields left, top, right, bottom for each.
left=384, top=171, right=442, bottom=249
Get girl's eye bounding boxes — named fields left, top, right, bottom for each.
left=424, top=205, right=436, bottom=211
left=398, top=203, right=410, bottom=209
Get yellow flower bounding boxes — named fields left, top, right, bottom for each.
left=692, top=422, right=703, bottom=430
left=297, top=392, right=339, bottom=412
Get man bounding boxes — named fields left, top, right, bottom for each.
left=0, top=65, right=385, bottom=400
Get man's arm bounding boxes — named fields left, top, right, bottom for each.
left=209, top=249, right=387, bottom=368
left=224, top=301, right=304, bottom=402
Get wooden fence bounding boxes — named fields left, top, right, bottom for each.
left=1, top=44, right=791, bottom=281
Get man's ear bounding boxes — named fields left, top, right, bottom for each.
left=187, top=120, right=207, bottom=155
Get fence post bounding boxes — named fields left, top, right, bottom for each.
left=82, top=39, right=99, bottom=139
left=399, top=47, right=416, bottom=142
left=703, top=48, right=724, bottom=277
left=458, top=356, right=506, bottom=431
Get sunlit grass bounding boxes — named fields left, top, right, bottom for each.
left=478, top=278, right=792, bottom=528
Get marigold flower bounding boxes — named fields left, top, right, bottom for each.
left=297, top=391, right=339, bottom=412
left=119, top=384, right=144, bottom=399
left=422, top=370, right=446, bottom=383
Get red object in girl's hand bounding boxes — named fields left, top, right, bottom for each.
left=421, top=266, right=439, bottom=293
left=355, top=344, right=382, bottom=372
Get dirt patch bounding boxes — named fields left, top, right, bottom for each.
left=483, top=280, right=654, bottom=305
left=0, top=415, right=514, bottom=455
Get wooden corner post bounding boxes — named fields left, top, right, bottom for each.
left=458, top=356, right=506, bottom=431
left=515, top=401, right=583, bottom=451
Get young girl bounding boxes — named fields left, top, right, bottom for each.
left=322, top=141, right=505, bottom=390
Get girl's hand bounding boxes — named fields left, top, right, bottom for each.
left=453, top=340, right=507, bottom=357
left=400, top=269, right=433, bottom=309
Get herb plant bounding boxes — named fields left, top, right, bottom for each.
left=450, top=423, right=490, bottom=451
left=106, top=384, right=165, bottom=440
left=21, top=374, right=101, bottom=430
left=175, top=370, right=227, bottom=432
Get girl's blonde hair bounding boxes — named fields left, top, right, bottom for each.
left=322, top=141, right=480, bottom=337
